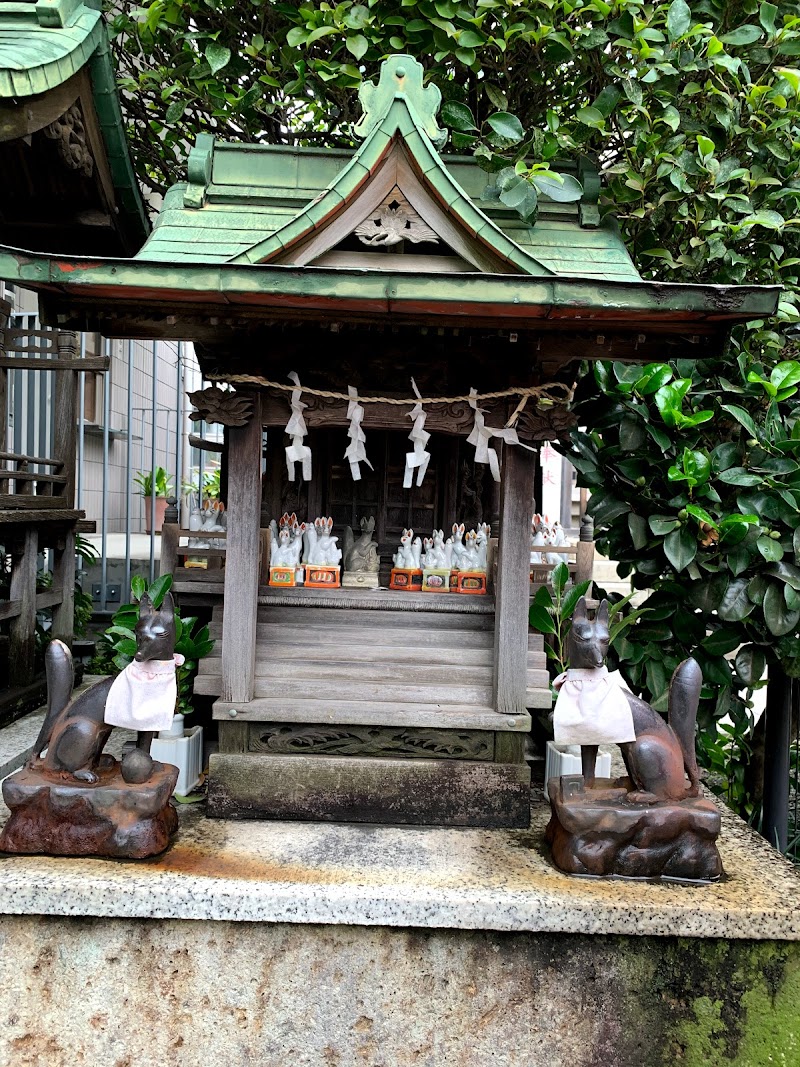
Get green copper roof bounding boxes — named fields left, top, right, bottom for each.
left=0, top=0, right=148, bottom=251
left=0, top=0, right=104, bottom=98
left=135, top=55, right=639, bottom=282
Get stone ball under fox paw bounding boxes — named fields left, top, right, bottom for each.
left=121, top=749, right=154, bottom=784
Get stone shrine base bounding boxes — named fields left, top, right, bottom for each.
left=0, top=795, right=797, bottom=1065
left=0, top=760, right=178, bottom=859
left=546, top=775, right=723, bottom=882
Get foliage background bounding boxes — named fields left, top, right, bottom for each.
left=109, top=0, right=800, bottom=814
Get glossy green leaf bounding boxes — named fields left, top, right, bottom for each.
left=734, top=645, right=766, bottom=686
left=485, top=112, right=524, bottom=143
left=664, top=527, right=697, bottom=571
left=719, top=579, right=756, bottom=622
left=764, top=582, right=800, bottom=635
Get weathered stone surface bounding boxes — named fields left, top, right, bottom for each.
left=0, top=759, right=178, bottom=859
left=0, top=796, right=795, bottom=938
left=546, top=776, right=723, bottom=881
left=207, top=751, right=531, bottom=827
left=0, top=916, right=797, bottom=1067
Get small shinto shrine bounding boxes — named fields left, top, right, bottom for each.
left=0, top=55, right=779, bottom=826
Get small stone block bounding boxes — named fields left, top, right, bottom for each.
left=0, top=759, right=179, bottom=860
left=456, top=571, right=487, bottom=595
left=545, top=775, right=723, bottom=882
left=421, top=568, right=451, bottom=592
left=269, top=566, right=297, bottom=587
left=305, top=564, right=341, bottom=589
left=389, top=568, right=422, bottom=591
left=208, top=753, right=531, bottom=827
left=342, top=572, right=380, bottom=588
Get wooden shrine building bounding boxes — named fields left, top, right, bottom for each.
left=0, top=54, right=779, bottom=825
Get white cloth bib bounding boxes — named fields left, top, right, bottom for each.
left=104, top=654, right=185, bottom=732
left=552, top=666, right=635, bottom=745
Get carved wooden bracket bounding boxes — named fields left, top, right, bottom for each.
left=43, top=103, right=93, bottom=178
left=188, top=386, right=253, bottom=427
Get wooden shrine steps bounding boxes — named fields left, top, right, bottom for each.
left=201, top=600, right=547, bottom=827
left=198, top=603, right=550, bottom=718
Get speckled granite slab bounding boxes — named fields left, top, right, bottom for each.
left=0, top=788, right=797, bottom=939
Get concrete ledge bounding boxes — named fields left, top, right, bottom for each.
left=0, top=792, right=797, bottom=940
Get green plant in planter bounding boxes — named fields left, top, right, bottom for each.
left=134, top=466, right=173, bottom=498
left=98, top=573, right=214, bottom=717
left=181, top=465, right=221, bottom=501
left=530, top=563, right=645, bottom=680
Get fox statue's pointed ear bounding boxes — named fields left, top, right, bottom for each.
left=596, top=600, right=609, bottom=628
left=161, top=592, right=175, bottom=617
left=573, top=596, right=587, bottom=621
left=139, top=593, right=154, bottom=617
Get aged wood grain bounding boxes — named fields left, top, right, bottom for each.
left=9, top=528, right=38, bottom=687
left=494, top=445, right=537, bottom=715
left=221, top=392, right=263, bottom=704
left=211, top=696, right=531, bottom=732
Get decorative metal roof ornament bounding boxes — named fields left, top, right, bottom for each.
left=354, top=55, right=447, bottom=149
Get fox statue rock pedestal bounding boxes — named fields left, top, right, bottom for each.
left=0, top=759, right=178, bottom=860
left=0, top=592, right=181, bottom=860
left=545, top=597, right=723, bottom=883
left=545, top=775, right=723, bottom=882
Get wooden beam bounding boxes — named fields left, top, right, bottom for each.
left=221, top=392, right=263, bottom=705
left=493, top=444, right=537, bottom=715
left=188, top=434, right=225, bottom=453
left=0, top=356, right=109, bottom=372
left=9, top=528, right=38, bottom=687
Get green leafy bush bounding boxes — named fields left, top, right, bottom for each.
left=94, top=574, right=214, bottom=717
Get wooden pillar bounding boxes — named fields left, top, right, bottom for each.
left=493, top=444, right=536, bottom=715
left=53, top=331, right=79, bottom=507
left=221, top=393, right=262, bottom=705
left=51, top=530, right=76, bottom=646
left=0, top=298, right=9, bottom=454
left=9, top=527, right=38, bottom=687
left=762, top=663, right=792, bottom=852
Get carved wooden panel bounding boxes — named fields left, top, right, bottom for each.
left=249, top=723, right=494, bottom=760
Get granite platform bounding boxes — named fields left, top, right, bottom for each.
left=0, top=789, right=796, bottom=939
left=0, top=787, right=798, bottom=1065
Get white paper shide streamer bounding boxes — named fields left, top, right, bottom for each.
left=284, top=371, right=312, bottom=481
left=344, top=385, right=373, bottom=482
left=403, top=378, right=431, bottom=488
left=466, top=387, right=523, bottom=482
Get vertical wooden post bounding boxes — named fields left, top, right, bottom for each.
left=221, top=393, right=262, bottom=705
left=159, top=520, right=180, bottom=578
left=0, top=298, right=9, bottom=454
left=493, top=444, right=536, bottom=715
left=9, top=527, right=38, bottom=687
left=53, top=331, right=79, bottom=507
left=51, top=530, right=76, bottom=645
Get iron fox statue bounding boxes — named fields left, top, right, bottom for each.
left=568, top=597, right=701, bottom=804
left=30, top=593, right=177, bottom=785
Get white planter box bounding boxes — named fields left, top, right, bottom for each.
left=150, top=725, right=204, bottom=797
left=544, top=741, right=611, bottom=799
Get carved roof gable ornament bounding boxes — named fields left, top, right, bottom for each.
left=235, top=55, right=552, bottom=276
left=354, top=188, right=439, bottom=248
